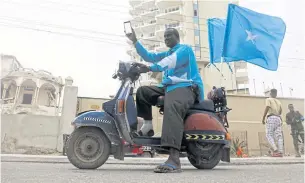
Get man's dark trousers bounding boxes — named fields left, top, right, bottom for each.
left=291, top=124, right=304, bottom=153
left=136, top=85, right=196, bottom=150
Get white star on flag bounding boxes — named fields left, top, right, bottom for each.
left=245, top=30, right=258, bottom=44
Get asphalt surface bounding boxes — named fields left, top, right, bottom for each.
left=1, top=161, right=304, bottom=183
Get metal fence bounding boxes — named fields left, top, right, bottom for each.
left=229, top=131, right=248, bottom=157
left=258, top=131, right=285, bottom=156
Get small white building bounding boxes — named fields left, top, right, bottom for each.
left=1, top=54, right=64, bottom=116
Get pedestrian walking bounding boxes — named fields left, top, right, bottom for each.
left=286, top=104, right=304, bottom=157
left=262, top=89, right=284, bottom=157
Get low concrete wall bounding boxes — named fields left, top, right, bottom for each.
left=1, top=95, right=303, bottom=156
left=229, top=121, right=294, bottom=156
left=1, top=114, right=60, bottom=154
left=226, top=95, right=304, bottom=122
left=153, top=95, right=304, bottom=156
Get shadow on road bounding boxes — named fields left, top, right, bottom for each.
left=69, top=167, right=233, bottom=173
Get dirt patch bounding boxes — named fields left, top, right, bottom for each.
left=1, top=136, right=59, bottom=155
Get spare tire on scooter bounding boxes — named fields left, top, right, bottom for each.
left=67, top=127, right=111, bottom=169
left=184, top=112, right=226, bottom=169
left=187, top=142, right=222, bottom=169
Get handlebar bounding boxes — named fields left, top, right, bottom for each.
left=112, top=73, right=118, bottom=79
left=112, top=62, right=143, bottom=82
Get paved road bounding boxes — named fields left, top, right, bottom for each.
left=1, top=162, right=304, bottom=183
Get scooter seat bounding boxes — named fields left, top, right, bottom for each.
left=156, top=96, right=215, bottom=112
left=191, top=100, right=214, bottom=112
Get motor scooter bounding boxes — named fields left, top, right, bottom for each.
left=67, top=61, right=232, bottom=170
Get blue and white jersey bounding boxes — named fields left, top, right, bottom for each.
left=135, top=41, right=204, bottom=101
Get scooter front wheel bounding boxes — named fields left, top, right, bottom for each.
left=67, top=127, right=111, bottom=169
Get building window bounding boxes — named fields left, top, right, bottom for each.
left=22, top=94, right=33, bottom=104
left=193, top=3, right=198, bottom=16
left=149, top=7, right=158, bottom=12
left=195, top=44, right=200, bottom=51
left=193, top=17, right=199, bottom=24
left=194, top=29, right=200, bottom=36
left=196, top=50, right=201, bottom=57
left=165, top=22, right=180, bottom=29
left=195, top=36, right=200, bottom=44
left=148, top=20, right=156, bottom=24
left=193, top=3, right=198, bottom=10
left=194, top=10, right=198, bottom=16
left=165, top=7, right=180, bottom=14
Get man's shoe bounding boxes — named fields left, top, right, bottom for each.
left=138, top=129, right=154, bottom=137
left=272, top=152, right=283, bottom=157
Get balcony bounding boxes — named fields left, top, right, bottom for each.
left=156, top=0, right=183, bottom=9
left=141, top=0, right=156, bottom=9
left=234, top=62, right=247, bottom=70
left=134, top=1, right=144, bottom=9
left=126, top=47, right=139, bottom=58
left=129, top=8, right=141, bottom=16
left=140, top=34, right=158, bottom=45
left=140, top=8, right=159, bottom=21
left=139, top=20, right=157, bottom=32
left=156, top=7, right=183, bottom=24
left=155, top=24, right=185, bottom=38
left=235, top=70, right=249, bottom=83
left=147, top=45, right=158, bottom=52
left=126, top=49, right=132, bottom=55
left=155, top=43, right=168, bottom=52
left=126, top=48, right=134, bottom=56
left=132, top=22, right=144, bottom=32
left=129, top=0, right=142, bottom=7
left=131, top=15, right=143, bottom=23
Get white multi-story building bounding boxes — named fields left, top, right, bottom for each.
left=127, top=0, right=249, bottom=95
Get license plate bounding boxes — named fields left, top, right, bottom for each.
left=141, top=146, right=151, bottom=151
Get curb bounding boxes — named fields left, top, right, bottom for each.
left=1, top=154, right=304, bottom=166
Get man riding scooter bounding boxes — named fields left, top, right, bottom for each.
left=126, top=27, right=204, bottom=173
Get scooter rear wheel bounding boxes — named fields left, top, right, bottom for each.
left=67, top=127, right=110, bottom=169
left=187, top=142, right=222, bottom=170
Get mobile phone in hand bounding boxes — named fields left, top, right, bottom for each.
left=124, top=21, right=132, bottom=35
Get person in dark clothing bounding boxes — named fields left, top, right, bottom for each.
left=286, top=104, right=304, bottom=157
left=126, top=27, right=204, bottom=173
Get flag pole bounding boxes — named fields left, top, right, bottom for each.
left=253, top=78, right=256, bottom=95
left=220, top=57, right=224, bottom=86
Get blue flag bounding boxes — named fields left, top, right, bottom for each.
left=222, top=4, right=286, bottom=71
left=207, top=18, right=226, bottom=64
left=208, top=18, right=237, bottom=64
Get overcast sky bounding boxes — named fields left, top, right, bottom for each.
left=0, top=0, right=304, bottom=98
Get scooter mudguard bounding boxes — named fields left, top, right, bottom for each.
left=72, top=111, right=124, bottom=160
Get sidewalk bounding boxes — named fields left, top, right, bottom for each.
left=1, top=154, right=304, bottom=166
